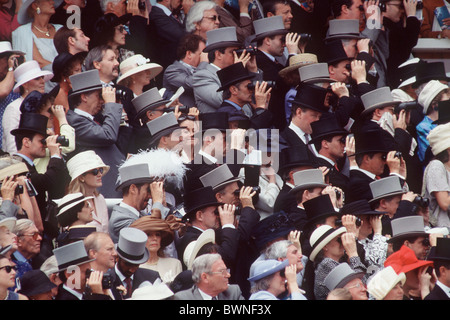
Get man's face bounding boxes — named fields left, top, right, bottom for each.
left=267, top=34, right=286, bottom=57
left=325, top=135, right=346, bottom=160
left=17, top=225, right=42, bottom=258
left=27, top=133, right=47, bottom=159
left=199, top=205, right=220, bottom=229
left=344, top=278, right=368, bottom=300
left=205, top=258, right=230, bottom=295
left=366, top=152, right=387, bottom=176
left=381, top=195, right=402, bottom=216
left=112, top=0, right=127, bottom=17
left=406, top=236, right=429, bottom=260
left=190, top=41, right=206, bottom=68
left=92, top=235, right=117, bottom=270
left=196, top=8, right=220, bottom=37
left=84, top=90, right=104, bottom=116
left=220, top=46, right=238, bottom=68
left=72, top=28, right=90, bottom=53
left=342, top=39, right=358, bottom=59
left=347, top=0, right=363, bottom=20
left=117, top=258, right=139, bottom=278
left=385, top=0, right=405, bottom=23
left=329, top=60, right=352, bottom=83
left=217, top=182, right=240, bottom=207
left=0, top=226, right=18, bottom=251
left=96, top=49, right=119, bottom=82
left=233, top=80, right=253, bottom=106
left=274, top=3, right=293, bottom=29
left=136, top=183, right=151, bottom=211
left=294, top=108, right=322, bottom=134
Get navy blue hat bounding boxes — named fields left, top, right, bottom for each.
left=18, top=270, right=56, bottom=297
left=251, top=211, right=296, bottom=251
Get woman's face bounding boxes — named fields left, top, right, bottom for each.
left=285, top=244, right=303, bottom=272
left=131, top=69, right=152, bottom=87
left=113, top=24, right=127, bottom=46
left=146, top=231, right=162, bottom=254
left=82, top=167, right=104, bottom=189
left=268, top=271, right=287, bottom=297
left=0, top=226, right=17, bottom=252
left=22, top=76, right=46, bottom=95
left=77, top=201, right=93, bottom=223
left=33, top=0, right=56, bottom=16
left=0, top=258, right=17, bottom=289
left=324, top=236, right=344, bottom=261
left=383, top=282, right=404, bottom=300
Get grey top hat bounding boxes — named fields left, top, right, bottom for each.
left=69, top=69, right=103, bottom=98
left=325, top=19, right=365, bottom=41
left=368, top=176, right=405, bottom=203
left=132, top=87, right=171, bottom=120
left=116, top=162, right=154, bottom=191
left=324, top=263, right=365, bottom=291
left=253, top=16, right=288, bottom=42
left=388, top=216, right=428, bottom=243
left=116, top=227, right=150, bottom=264
left=53, top=240, right=95, bottom=272
left=299, top=63, right=334, bottom=84
left=361, top=87, right=401, bottom=116
left=289, top=168, right=328, bottom=195
left=203, top=27, right=242, bottom=52
left=199, top=164, right=241, bottom=191
left=146, top=112, right=180, bottom=147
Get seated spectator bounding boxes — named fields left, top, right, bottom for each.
left=0, top=251, right=28, bottom=300
left=53, top=26, right=90, bottom=55
left=185, top=1, right=220, bottom=40
left=0, top=217, right=17, bottom=258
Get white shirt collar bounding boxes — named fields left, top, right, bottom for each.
left=210, top=63, right=221, bottom=71
left=198, top=287, right=215, bottom=300
left=436, top=280, right=450, bottom=298
left=119, top=201, right=141, bottom=218
left=352, top=167, right=377, bottom=180
left=154, top=3, right=172, bottom=16
left=316, top=154, right=335, bottom=166
left=63, top=284, right=83, bottom=300
left=289, top=122, right=308, bottom=144
left=260, top=50, right=276, bottom=62
left=114, top=264, right=134, bottom=283
left=74, top=108, right=94, bottom=121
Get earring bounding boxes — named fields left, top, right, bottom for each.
left=36, top=7, right=41, bottom=14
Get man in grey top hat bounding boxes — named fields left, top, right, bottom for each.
left=66, top=69, right=125, bottom=198
left=192, top=27, right=260, bottom=113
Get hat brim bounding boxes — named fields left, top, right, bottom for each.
left=325, top=34, right=365, bottom=42
left=117, top=63, right=163, bottom=85
left=387, top=231, right=430, bottom=244
left=211, top=176, right=242, bottom=191
left=182, top=201, right=223, bottom=222
left=309, top=130, right=348, bottom=144
left=185, top=229, right=215, bottom=269
left=116, top=245, right=150, bottom=265
left=203, top=41, right=242, bottom=53
left=289, top=99, right=328, bottom=113
left=10, top=127, right=48, bottom=137
left=397, top=77, right=416, bottom=89
left=148, top=125, right=180, bottom=148
left=0, top=50, right=25, bottom=58
left=134, top=99, right=171, bottom=120
left=289, top=182, right=328, bottom=195
left=68, top=85, right=103, bottom=98
left=57, top=195, right=94, bottom=217
left=115, top=177, right=155, bottom=191
left=279, top=61, right=318, bottom=78
left=412, top=75, right=450, bottom=88
left=309, top=226, right=346, bottom=262
left=248, top=259, right=289, bottom=282
left=57, top=257, right=96, bottom=273
left=0, top=217, right=16, bottom=232
left=302, top=77, right=335, bottom=84
left=361, top=101, right=402, bottom=116
left=217, top=74, right=254, bottom=92
left=253, top=29, right=289, bottom=42
left=18, top=0, right=64, bottom=25
left=368, top=190, right=405, bottom=203
left=335, top=271, right=365, bottom=289
left=13, top=70, right=54, bottom=93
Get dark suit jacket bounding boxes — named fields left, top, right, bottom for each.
left=279, top=126, right=317, bottom=161
left=347, top=169, right=376, bottom=204
left=424, top=284, right=450, bottom=300
left=148, top=6, right=186, bottom=69
left=54, top=284, right=111, bottom=300
left=315, top=156, right=349, bottom=195
left=110, top=266, right=161, bottom=300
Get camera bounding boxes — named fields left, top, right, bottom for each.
left=163, top=105, right=190, bottom=113
left=235, top=47, right=258, bottom=56
left=413, top=195, right=429, bottom=208
left=394, top=101, right=420, bottom=114
left=85, top=269, right=113, bottom=290
left=115, top=88, right=129, bottom=103
left=126, top=0, right=146, bottom=10
left=335, top=217, right=362, bottom=227
left=247, top=80, right=276, bottom=91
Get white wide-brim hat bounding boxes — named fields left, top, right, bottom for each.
left=183, top=229, right=215, bottom=270
left=309, top=225, right=347, bottom=262
left=367, top=266, right=406, bottom=300
left=18, top=0, right=64, bottom=25
left=0, top=217, right=17, bottom=232
left=66, top=150, right=110, bottom=187
left=117, top=54, right=163, bottom=85
left=13, top=60, right=53, bottom=93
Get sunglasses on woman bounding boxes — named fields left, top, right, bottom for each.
left=0, top=265, right=17, bottom=273
left=87, top=168, right=104, bottom=176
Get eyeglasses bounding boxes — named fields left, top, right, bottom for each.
left=209, top=268, right=230, bottom=276
left=116, top=25, right=126, bottom=33
left=0, top=265, right=17, bottom=273
left=203, top=15, right=220, bottom=22
left=20, top=232, right=42, bottom=240
left=346, top=282, right=364, bottom=290
left=87, top=168, right=104, bottom=176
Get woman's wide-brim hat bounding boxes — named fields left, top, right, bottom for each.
left=117, top=54, right=163, bottom=85
left=279, top=53, right=318, bottom=78
left=0, top=160, right=28, bottom=182
left=248, top=259, right=289, bottom=282
left=367, top=266, right=406, bottom=300
left=427, top=122, right=450, bottom=156
left=18, top=0, right=64, bottom=25
left=130, top=215, right=181, bottom=249
left=0, top=41, right=24, bottom=58
left=183, top=229, right=215, bottom=270
left=384, top=245, right=433, bottom=274
left=56, top=192, right=94, bottom=228
left=309, top=225, right=346, bottom=262
left=13, top=60, right=53, bottom=93
left=66, top=150, right=110, bottom=186
left=0, top=217, right=17, bottom=232
left=51, top=52, right=86, bottom=83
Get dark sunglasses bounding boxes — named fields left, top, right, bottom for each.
left=422, top=238, right=430, bottom=247
left=87, top=168, right=104, bottom=176
left=0, top=265, right=17, bottom=273
left=203, top=15, right=220, bottom=22
left=116, top=25, right=126, bottom=33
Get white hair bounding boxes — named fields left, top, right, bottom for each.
left=100, top=0, right=121, bottom=12
left=185, top=1, right=217, bottom=33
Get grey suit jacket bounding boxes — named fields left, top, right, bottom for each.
left=108, top=204, right=143, bottom=243
left=173, top=284, right=245, bottom=300
left=66, top=103, right=125, bottom=198
left=163, top=61, right=208, bottom=108
left=0, top=200, right=19, bottom=221
left=193, top=63, right=223, bottom=113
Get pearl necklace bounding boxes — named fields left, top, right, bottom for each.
left=33, top=25, right=50, bottom=37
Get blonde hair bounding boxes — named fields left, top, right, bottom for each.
left=68, top=176, right=99, bottom=197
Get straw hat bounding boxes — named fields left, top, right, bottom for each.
left=117, top=54, right=163, bottom=85
left=13, top=60, right=53, bottom=93
left=427, top=122, right=450, bottom=156
left=0, top=156, right=28, bottom=182
left=418, top=80, right=449, bottom=114
left=309, top=225, right=346, bottom=262
left=183, top=229, right=215, bottom=270
left=279, top=53, right=318, bottom=78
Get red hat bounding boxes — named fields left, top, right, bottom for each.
left=384, top=245, right=433, bottom=274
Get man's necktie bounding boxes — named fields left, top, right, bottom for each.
left=124, top=277, right=132, bottom=299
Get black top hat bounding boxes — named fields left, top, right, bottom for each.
left=182, top=186, right=222, bottom=221
left=325, top=39, right=352, bottom=65
left=279, top=145, right=318, bottom=173
left=354, top=129, right=396, bottom=155
left=309, top=114, right=348, bottom=143
left=396, top=58, right=421, bottom=88
left=304, top=194, right=339, bottom=227
left=199, top=112, right=229, bottom=132
left=217, top=62, right=254, bottom=92
left=412, top=61, right=450, bottom=88
left=428, top=237, right=450, bottom=261
left=340, top=199, right=386, bottom=216
left=52, top=52, right=86, bottom=83
left=432, top=99, right=450, bottom=125
left=18, top=270, right=57, bottom=297
left=289, top=83, right=330, bottom=113
left=10, top=113, right=49, bottom=137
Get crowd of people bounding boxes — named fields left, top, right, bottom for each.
left=0, top=0, right=449, bottom=302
